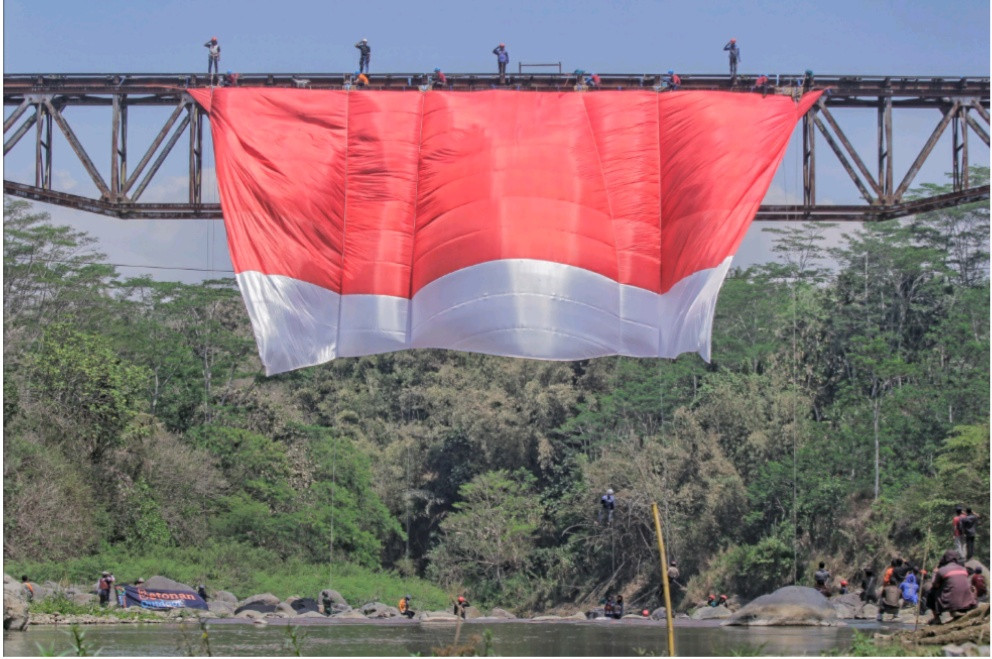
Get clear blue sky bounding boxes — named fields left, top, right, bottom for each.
left=3, top=0, right=990, bottom=280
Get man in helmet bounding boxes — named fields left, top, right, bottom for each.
left=453, top=594, right=470, bottom=618
left=665, top=69, right=681, bottom=91
left=598, top=488, right=616, bottom=526
left=723, top=38, right=740, bottom=83
left=398, top=594, right=415, bottom=619
left=493, top=43, right=509, bottom=84
left=204, top=37, right=221, bottom=85
left=355, top=38, right=371, bottom=74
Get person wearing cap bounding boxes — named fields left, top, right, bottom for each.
left=355, top=38, right=371, bottom=74
left=927, top=550, right=977, bottom=623
left=706, top=594, right=719, bottom=607
left=665, top=69, right=681, bottom=91
left=97, top=571, right=111, bottom=606
left=398, top=594, right=415, bottom=619
left=598, top=488, right=616, bottom=526
left=453, top=595, right=470, bottom=618
left=134, top=577, right=145, bottom=586
left=204, top=37, right=221, bottom=84
left=492, top=43, right=509, bottom=84
left=838, top=579, right=848, bottom=595
left=722, top=38, right=740, bottom=82
left=353, top=71, right=369, bottom=88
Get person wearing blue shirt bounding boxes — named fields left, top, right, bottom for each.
left=598, top=488, right=615, bottom=525
left=493, top=43, right=509, bottom=84
left=723, top=39, right=740, bottom=82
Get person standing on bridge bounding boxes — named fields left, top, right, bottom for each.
left=204, top=37, right=221, bottom=85
left=493, top=43, right=509, bottom=84
left=356, top=38, right=371, bottom=74
left=723, top=38, right=740, bottom=84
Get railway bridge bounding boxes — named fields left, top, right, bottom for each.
left=3, top=72, right=989, bottom=221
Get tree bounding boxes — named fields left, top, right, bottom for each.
left=428, top=470, right=542, bottom=597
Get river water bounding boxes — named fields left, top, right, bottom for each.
left=3, top=618, right=892, bottom=656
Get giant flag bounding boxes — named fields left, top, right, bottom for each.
left=191, top=88, right=822, bottom=375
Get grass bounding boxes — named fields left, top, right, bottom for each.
left=30, top=593, right=162, bottom=621
left=8, top=541, right=451, bottom=611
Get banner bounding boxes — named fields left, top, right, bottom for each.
left=117, top=585, right=208, bottom=610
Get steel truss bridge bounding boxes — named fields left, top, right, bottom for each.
left=4, top=72, right=989, bottom=221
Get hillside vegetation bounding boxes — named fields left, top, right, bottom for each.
left=3, top=170, right=988, bottom=611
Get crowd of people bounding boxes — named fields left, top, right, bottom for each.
left=814, top=505, right=986, bottom=624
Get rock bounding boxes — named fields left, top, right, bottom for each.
left=532, top=615, right=562, bottom=621
left=941, top=642, right=983, bottom=657
left=320, top=589, right=347, bottom=606
left=3, top=574, right=29, bottom=631
left=830, top=592, right=863, bottom=619
left=691, top=605, right=732, bottom=620
left=275, top=602, right=297, bottom=617
left=237, top=609, right=266, bottom=620
left=462, top=605, right=483, bottom=619
left=297, top=611, right=328, bottom=619
left=489, top=607, right=516, bottom=619
left=145, top=576, right=195, bottom=592
left=360, top=602, right=398, bottom=618
left=70, top=593, right=97, bottom=607
left=725, top=586, right=839, bottom=627
left=238, top=593, right=281, bottom=609
left=334, top=610, right=369, bottom=620
left=623, top=614, right=648, bottom=619
left=327, top=603, right=352, bottom=615
left=417, top=611, right=460, bottom=622
left=650, top=607, right=667, bottom=620
left=213, top=590, right=238, bottom=605
left=564, top=612, right=587, bottom=620
left=207, top=601, right=235, bottom=617
left=290, top=598, right=321, bottom=615
left=236, top=601, right=277, bottom=615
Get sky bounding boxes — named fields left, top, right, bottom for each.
left=3, top=0, right=990, bottom=282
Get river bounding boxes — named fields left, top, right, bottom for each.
left=3, top=618, right=899, bottom=656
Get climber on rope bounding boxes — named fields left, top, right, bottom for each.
left=597, top=488, right=616, bottom=526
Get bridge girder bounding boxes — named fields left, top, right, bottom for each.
left=4, top=73, right=990, bottom=222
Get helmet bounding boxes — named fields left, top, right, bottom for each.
left=362, top=38, right=368, bottom=42
left=211, top=36, right=217, bottom=42
left=840, top=580, right=848, bottom=586
left=434, top=68, right=441, bottom=72
left=642, top=609, right=649, bottom=616
left=405, top=594, right=412, bottom=599
left=730, top=38, right=736, bottom=43
left=707, top=594, right=715, bottom=600
left=606, top=488, right=614, bottom=495
left=668, top=70, right=674, bottom=74
left=458, top=596, right=465, bottom=602
left=719, top=594, right=728, bottom=599
left=499, top=43, right=505, bottom=47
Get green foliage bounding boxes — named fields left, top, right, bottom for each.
left=30, top=593, right=159, bottom=621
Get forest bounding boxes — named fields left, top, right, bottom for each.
left=3, top=169, right=989, bottom=613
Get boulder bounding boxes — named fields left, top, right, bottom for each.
left=297, top=611, right=328, bottom=619
left=236, top=609, right=266, bottom=620
left=290, top=597, right=321, bottom=615
left=691, top=605, right=732, bottom=620
left=70, top=593, right=97, bottom=607
left=725, top=586, right=839, bottom=627
left=565, top=612, right=588, bottom=620
left=213, top=590, right=238, bottom=605
left=207, top=601, right=235, bottom=617
left=320, top=589, right=348, bottom=606
left=360, top=601, right=398, bottom=618
left=238, top=593, right=281, bottom=609
left=3, top=575, right=29, bottom=631
left=417, top=611, right=460, bottom=622
left=650, top=607, right=667, bottom=621
left=462, top=605, right=483, bottom=619
left=145, top=576, right=195, bottom=592
left=532, top=615, right=562, bottom=621
left=830, top=592, right=863, bottom=619
left=327, top=603, right=352, bottom=615
left=275, top=602, right=297, bottom=617
left=334, top=610, right=369, bottom=620
left=489, top=607, right=516, bottom=619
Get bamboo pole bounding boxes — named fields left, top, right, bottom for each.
left=651, top=502, right=676, bottom=657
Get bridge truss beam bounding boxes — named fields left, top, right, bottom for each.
left=4, top=73, right=990, bottom=222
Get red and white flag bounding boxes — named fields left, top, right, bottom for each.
left=191, top=88, right=821, bottom=375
